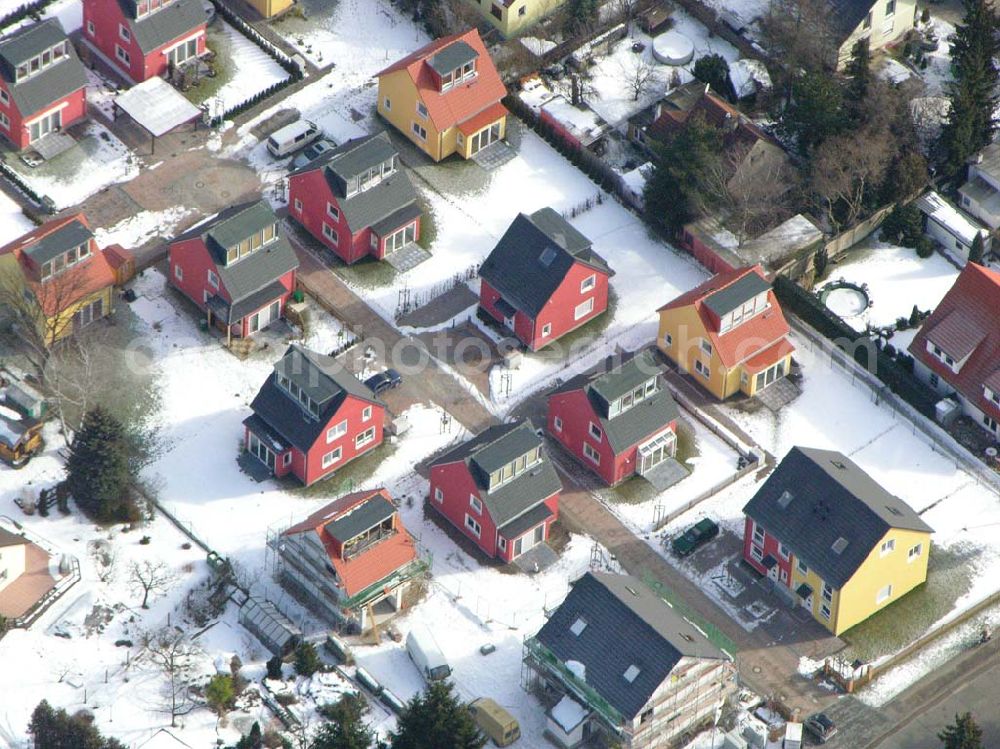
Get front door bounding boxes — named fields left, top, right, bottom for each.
left=533, top=524, right=545, bottom=545
left=29, top=109, right=61, bottom=143
left=469, top=123, right=499, bottom=155
left=248, top=433, right=275, bottom=471
left=248, top=302, right=275, bottom=334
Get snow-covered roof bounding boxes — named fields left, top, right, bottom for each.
left=728, top=58, right=771, bottom=99
left=916, top=191, right=989, bottom=246
left=541, top=95, right=609, bottom=147
left=549, top=694, right=590, bottom=732
left=115, top=77, right=202, bottom=138
left=741, top=213, right=823, bottom=265
left=619, top=162, right=652, bottom=197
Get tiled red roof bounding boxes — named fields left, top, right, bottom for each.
left=909, top=263, right=1000, bottom=419
left=0, top=213, right=115, bottom=317
left=648, top=85, right=773, bottom=152
left=103, top=243, right=134, bottom=271
left=659, top=266, right=793, bottom=370
left=457, top=101, right=508, bottom=135
left=377, top=28, right=507, bottom=133
left=282, top=488, right=418, bottom=598
left=743, top=337, right=795, bottom=374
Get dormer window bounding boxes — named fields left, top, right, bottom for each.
left=440, top=60, right=477, bottom=91
left=985, top=386, right=1000, bottom=406
left=607, top=378, right=658, bottom=417
left=275, top=372, right=320, bottom=419
left=927, top=341, right=959, bottom=371
left=38, top=241, right=91, bottom=281
left=12, top=41, right=69, bottom=83
left=135, top=0, right=173, bottom=18
left=224, top=223, right=278, bottom=265
left=486, top=446, right=542, bottom=491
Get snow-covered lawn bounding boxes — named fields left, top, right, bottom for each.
left=580, top=12, right=741, bottom=128
left=819, top=241, right=959, bottom=332
left=0, top=0, right=81, bottom=32
left=199, top=20, right=292, bottom=119
left=0, top=188, right=33, bottom=238
left=93, top=207, right=193, bottom=249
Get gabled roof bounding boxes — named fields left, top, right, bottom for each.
left=479, top=208, right=613, bottom=318
left=743, top=447, right=932, bottom=588
left=433, top=420, right=561, bottom=527
left=293, top=133, right=420, bottom=233
left=0, top=213, right=116, bottom=316
left=281, top=488, right=418, bottom=597
left=828, top=0, right=878, bottom=43
left=171, top=200, right=298, bottom=304
left=0, top=526, right=27, bottom=548
left=246, top=345, right=380, bottom=453
left=658, top=266, right=791, bottom=370
left=0, top=19, right=87, bottom=116
left=535, top=572, right=726, bottom=720
left=376, top=28, right=507, bottom=132
left=118, top=0, right=206, bottom=55
left=549, top=351, right=679, bottom=453
left=909, top=263, right=1000, bottom=418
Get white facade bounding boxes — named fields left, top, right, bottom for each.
left=0, top=539, right=26, bottom=595
left=916, top=191, right=991, bottom=263
left=914, top=358, right=1000, bottom=437
left=959, top=144, right=1000, bottom=230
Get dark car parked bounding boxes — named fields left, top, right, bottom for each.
left=364, top=369, right=403, bottom=395
left=670, top=518, right=720, bottom=557
left=804, top=713, right=837, bottom=744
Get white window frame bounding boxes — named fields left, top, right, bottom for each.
left=465, top=514, right=482, bottom=538
left=384, top=97, right=391, bottom=110
left=796, top=559, right=808, bottom=575
left=321, top=447, right=342, bottom=469
left=469, top=494, right=483, bottom=514
left=326, top=419, right=347, bottom=443
left=0, top=89, right=8, bottom=106
left=700, top=339, right=713, bottom=355
left=174, top=264, right=183, bottom=281
left=588, top=422, right=602, bottom=441
left=416, top=101, right=428, bottom=118
left=750, top=544, right=763, bottom=562
left=752, top=522, right=764, bottom=545
left=778, top=542, right=790, bottom=560
left=0, top=111, right=8, bottom=129
left=694, top=359, right=710, bottom=378
left=580, top=274, right=596, bottom=293
left=326, top=202, right=340, bottom=222
left=411, top=122, right=427, bottom=141
left=115, top=44, right=130, bottom=66
left=907, top=543, right=922, bottom=562
left=362, top=405, right=372, bottom=422
left=574, top=297, right=595, bottom=321
left=880, top=539, right=895, bottom=557
left=876, top=584, right=892, bottom=604
left=119, top=23, right=131, bottom=41
left=434, top=486, right=444, bottom=502
left=583, top=442, right=601, bottom=465
left=322, top=222, right=339, bottom=246
left=87, top=19, right=95, bottom=35
left=822, top=582, right=833, bottom=602
left=663, top=332, right=672, bottom=348
left=282, top=452, right=292, bottom=467
left=355, top=427, right=376, bottom=449
left=820, top=604, right=831, bottom=620
left=293, top=197, right=303, bottom=213
left=553, top=416, right=563, bottom=433
left=207, top=269, right=219, bottom=289
left=541, top=322, right=552, bottom=338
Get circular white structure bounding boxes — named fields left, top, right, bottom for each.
left=823, top=287, right=869, bottom=318
left=652, top=31, right=695, bottom=65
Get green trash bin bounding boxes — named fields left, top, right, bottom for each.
left=199, top=319, right=209, bottom=332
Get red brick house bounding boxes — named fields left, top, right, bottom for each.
left=908, top=263, right=1000, bottom=438
left=288, top=132, right=422, bottom=265
left=244, top=345, right=385, bottom=486
left=275, top=488, right=422, bottom=631
left=547, top=350, right=680, bottom=486
left=168, top=200, right=298, bottom=343
left=479, top=208, right=614, bottom=351
left=0, top=20, right=88, bottom=150
left=82, top=0, right=207, bottom=84
left=429, top=420, right=561, bottom=561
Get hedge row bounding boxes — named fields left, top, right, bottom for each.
left=0, top=0, right=54, bottom=32
left=0, top=159, right=47, bottom=210
left=209, top=0, right=303, bottom=80
left=209, top=77, right=296, bottom=127
left=772, top=275, right=939, bottom=417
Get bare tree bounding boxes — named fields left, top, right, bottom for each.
left=809, top=126, right=893, bottom=231
left=129, top=561, right=176, bottom=609
left=612, top=0, right=638, bottom=29
left=717, top=142, right=800, bottom=245
left=621, top=57, right=655, bottom=101
left=89, top=539, right=119, bottom=584
left=140, top=627, right=201, bottom=726
left=759, top=0, right=839, bottom=98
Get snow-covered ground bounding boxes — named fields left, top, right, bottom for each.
left=0, top=0, right=82, bottom=32
left=201, top=20, right=292, bottom=119
left=93, top=207, right=193, bottom=249
left=818, top=241, right=958, bottom=332
left=0, top=188, right=33, bottom=238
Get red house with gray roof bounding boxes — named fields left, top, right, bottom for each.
left=274, top=488, right=420, bottom=631
left=287, top=132, right=422, bottom=265
left=908, top=263, right=1000, bottom=438
left=479, top=208, right=614, bottom=351
left=82, top=0, right=207, bottom=83
left=429, top=420, right=561, bottom=561
left=244, top=344, right=385, bottom=486
left=0, top=19, right=88, bottom=150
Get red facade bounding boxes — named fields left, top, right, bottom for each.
left=428, top=462, right=559, bottom=562
left=0, top=86, right=86, bottom=151
left=167, top=237, right=296, bottom=338
left=245, top=395, right=384, bottom=486
left=547, top=388, right=677, bottom=486
left=287, top=169, right=422, bottom=265
left=678, top=227, right=737, bottom=275
left=742, top=517, right=793, bottom=586
left=539, top=109, right=583, bottom=151
left=82, top=0, right=206, bottom=83
left=478, top=261, right=611, bottom=351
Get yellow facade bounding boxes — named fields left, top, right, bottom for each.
left=46, top=285, right=114, bottom=344
left=789, top=528, right=930, bottom=636
left=657, top=306, right=792, bottom=401
left=244, top=0, right=293, bottom=18
left=836, top=0, right=917, bottom=69
left=468, top=0, right=567, bottom=37
left=376, top=72, right=506, bottom=163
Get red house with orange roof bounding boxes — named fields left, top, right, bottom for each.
left=375, top=28, right=507, bottom=162
left=273, top=488, right=422, bottom=632
left=0, top=213, right=121, bottom=345
left=656, top=266, right=794, bottom=400
left=909, top=263, right=1000, bottom=438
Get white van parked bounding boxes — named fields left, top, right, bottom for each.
left=406, top=625, right=452, bottom=682
left=266, top=119, right=322, bottom=159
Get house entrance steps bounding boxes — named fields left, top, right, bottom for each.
left=754, top=377, right=802, bottom=412
left=639, top=457, right=689, bottom=491
left=513, top=543, right=558, bottom=575
left=384, top=242, right=431, bottom=272
left=30, top=131, right=76, bottom=161
left=472, top=140, right=517, bottom=171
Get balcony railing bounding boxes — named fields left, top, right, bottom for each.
left=524, top=638, right=623, bottom=729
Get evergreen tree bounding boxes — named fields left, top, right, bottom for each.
left=642, top=114, right=724, bottom=234
left=881, top=149, right=928, bottom=203
left=939, top=712, right=983, bottom=749
left=205, top=674, right=235, bottom=718
left=780, top=71, right=846, bottom=154
left=692, top=54, right=731, bottom=99
left=969, top=232, right=985, bottom=264
left=938, top=0, right=999, bottom=173
left=313, top=694, right=374, bottom=749
left=233, top=722, right=263, bottom=749
left=844, top=39, right=873, bottom=122
left=295, top=640, right=322, bottom=677
left=266, top=654, right=284, bottom=681
left=66, top=408, right=136, bottom=523
left=390, top=682, right=486, bottom=749
left=29, top=700, right=126, bottom=749
left=564, top=0, right=599, bottom=33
